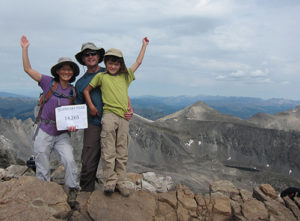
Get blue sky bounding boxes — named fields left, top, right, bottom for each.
left=1, top=0, right=300, bottom=99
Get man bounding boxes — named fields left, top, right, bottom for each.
left=75, top=42, right=133, bottom=192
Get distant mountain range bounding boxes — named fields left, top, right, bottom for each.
left=2, top=98, right=300, bottom=193
left=0, top=92, right=31, bottom=98
left=1, top=92, right=300, bottom=121
left=131, top=95, right=300, bottom=120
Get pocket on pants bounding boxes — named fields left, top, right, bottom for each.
left=100, top=130, right=111, bottom=150
left=100, top=130, right=107, bottom=139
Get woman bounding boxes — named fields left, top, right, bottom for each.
left=20, top=35, right=80, bottom=206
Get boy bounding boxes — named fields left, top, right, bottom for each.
left=84, top=37, right=149, bottom=196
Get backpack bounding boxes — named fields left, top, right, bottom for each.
left=34, top=79, right=75, bottom=124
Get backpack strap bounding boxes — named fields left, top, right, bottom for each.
left=35, top=79, right=75, bottom=124
left=69, top=86, right=76, bottom=105
left=44, top=80, right=58, bottom=104
left=35, top=79, right=58, bottom=124
left=50, top=84, right=74, bottom=99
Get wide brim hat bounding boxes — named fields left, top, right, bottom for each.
left=104, top=48, right=128, bottom=74
left=51, top=57, right=79, bottom=77
left=75, top=42, right=105, bottom=65
left=104, top=48, right=123, bottom=58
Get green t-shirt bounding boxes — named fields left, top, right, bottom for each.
left=89, top=68, right=135, bottom=118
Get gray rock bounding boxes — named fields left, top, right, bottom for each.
left=0, top=176, right=71, bottom=221
left=141, top=179, right=156, bottom=192
left=3, top=165, right=30, bottom=179
left=142, top=171, right=175, bottom=193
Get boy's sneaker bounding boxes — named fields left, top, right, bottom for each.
left=116, top=184, right=130, bottom=197
left=104, top=185, right=115, bottom=196
left=67, top=187, right=79, bottom=208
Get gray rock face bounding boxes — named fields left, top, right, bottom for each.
left=0, top=136, right=19, bottom=168
left=0, top=117, right=34, bottom=165
left=248, top=105, right=300, bottom=132
left=128, top=102, right=300, bottom=192
left=1, top=100, right=300, bottom=193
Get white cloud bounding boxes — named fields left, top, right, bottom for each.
left=212, top=24, right=254, bottom=51
left=250, top=69, right=269, bottom=78
left=0, top=0, right=300, bottom=99
left=229, top=70, right=245, bottom=78
left=216, top=75, right=226, bottom=80
left=282, top=81, right=289, bottom=85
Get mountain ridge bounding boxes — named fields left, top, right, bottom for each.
left=2, top=93, right=300, bottom=120
left=1, top=99, right=300, bottom=193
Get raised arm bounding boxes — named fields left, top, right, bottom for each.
left=20, top=35, right=42, bottom=82
left=130, top=37, right=149, bottom=73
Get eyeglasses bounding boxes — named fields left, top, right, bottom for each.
left=83, top=51, right=98, bottom=57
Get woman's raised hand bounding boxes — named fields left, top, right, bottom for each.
left=20, top=35, right=29, bottom=48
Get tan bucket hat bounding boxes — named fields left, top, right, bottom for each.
left=75, top=42, right=105, bottom=65
left=104, top=48, right=128, bottom=74
left=51, top=57, right=79, bottom=82
left=104, top=48, right=123, bottom=58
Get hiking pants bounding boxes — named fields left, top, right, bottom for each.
left=33, top=129, right=79, bottom=189
left=101, top=113, right=129, bottom=187
left=80, top=123, right=101, bottom=192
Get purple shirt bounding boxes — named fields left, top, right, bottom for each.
left=39, top=75, right=73, bottom=136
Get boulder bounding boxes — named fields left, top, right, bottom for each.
left=282, top=196, right=300, bottom=219
left=142, top=171, right=174, bottom=193
left=87, top=189, right=156, bottom=221
left=0, top=176, right=70, bottom=221
left=126, top=172, right=143, bottom=185
left=50, top=165, right=65, bottom=185
left=2, top=165, right=33, bottom=180
left=212, top=197, right=232, bottom=220
left=210, top=180, right=240, bottom=198
left=176, top=185, right=197, bottom=211
left=260, top=184, right=278, bottom=200
left=158, top=190, right=178, bottom=209
left=156, top=201, right=177, bottom=221
left=264, top=200, right=297, bottom=221
left=241, top=199, right=269, bottom=221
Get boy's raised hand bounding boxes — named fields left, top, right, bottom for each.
left=143, top=37, right=149, bottom=45
left=21, top=35, right=29, bottom=48
left=131, top=37, right=149, bottom=72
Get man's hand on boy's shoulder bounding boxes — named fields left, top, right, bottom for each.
left=124, top=106, right=133, bottom=121
left=89, top=105, right=99, bottom=116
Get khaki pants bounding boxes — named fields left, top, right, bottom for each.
left=101, top=113, right=129, bottom=187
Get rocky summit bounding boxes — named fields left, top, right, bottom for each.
left=1, top=100, right=300, bottom=219
left=1, top=165, right=300, bottom=221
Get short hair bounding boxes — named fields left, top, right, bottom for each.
left=82, top=49, right=104, bottom=64
left=104, top=55, right=128, bottom=74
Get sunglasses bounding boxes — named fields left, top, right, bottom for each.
left=83, top=51, right=98, bottom=57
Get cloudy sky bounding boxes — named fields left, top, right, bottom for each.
left=1, top=0, right=300, bottom=99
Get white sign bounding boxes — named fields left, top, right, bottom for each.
left=55, top=104, right=88, bottom=131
